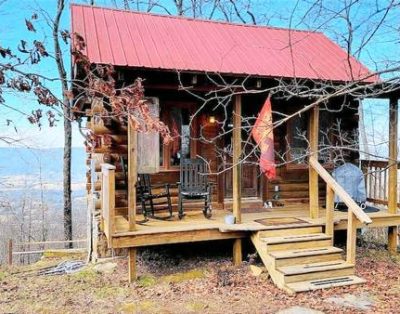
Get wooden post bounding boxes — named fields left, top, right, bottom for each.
left=308, top=106, right=320, bottom=219
left=8, top=239, right=13, bottom=266
left=232, top=95, right=242, bottom=265
left=233, top=238, right=242, bottom=266
left=326, top=186, right=334, bottom=244
left=101, top=164, right=116, bottom=244
left=232, top=94, right=242, bottom=224
left=128, top=122, right=137, bottom=231
left=388, top=97, right=398, bottom=253
left=128, top=248, right=137, bottom=283
left=346, top=211, right=357, bottom=264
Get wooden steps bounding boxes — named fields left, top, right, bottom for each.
left=286, top=275, right=366, bottom=292
left=251, top=223, right=365, bottom=294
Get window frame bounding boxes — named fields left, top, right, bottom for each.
left=159, top=101, right=198, bottom=170
left=285, top=109, right=334, bottom=170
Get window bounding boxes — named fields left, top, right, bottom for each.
left=287, top=114, right=308, bottom=165
left=159, top=103, right=196, bottom=169
left=287, top=110, right=332, bottom=167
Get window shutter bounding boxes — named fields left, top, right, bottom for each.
left=137, top=97, right=160, bottom=174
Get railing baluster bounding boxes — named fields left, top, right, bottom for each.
left=325, top=185, right=334, bottom=244
left=383, top=167, right=387, bottom=201
left=346, top=210, right=357, bottom=264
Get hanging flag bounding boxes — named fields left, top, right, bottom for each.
left=251, top=95, right=276, bottom=180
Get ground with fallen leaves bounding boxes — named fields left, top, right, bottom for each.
left=0, top=241, right=399, bottom=314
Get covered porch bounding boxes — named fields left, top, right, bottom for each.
left=98, top=91, right=400, bottom=290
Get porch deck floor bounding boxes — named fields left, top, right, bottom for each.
left=114, top=203, right=400, bottom=236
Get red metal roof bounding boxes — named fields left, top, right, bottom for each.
left=71, top=4, right=377, bottom=83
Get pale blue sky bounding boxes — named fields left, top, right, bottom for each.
left=0, top=0, right=398, bottom=153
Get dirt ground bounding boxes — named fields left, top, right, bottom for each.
left=1, top=241, right=399, bottom=314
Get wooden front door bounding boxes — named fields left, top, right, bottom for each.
left=224, top=156, right=259, bottom=198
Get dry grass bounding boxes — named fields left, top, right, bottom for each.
left=0, top=242, right=399, bottom=313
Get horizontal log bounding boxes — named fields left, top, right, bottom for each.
left=93, top=145, right=128, bottom=154
left=87, top=120, right=127, bottom=135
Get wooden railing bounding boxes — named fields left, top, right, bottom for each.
left=309, top=157, right=372, bottom=264
left=101, top=163, right=116, bottom=246
left=361, top=159, right=400, bottom=207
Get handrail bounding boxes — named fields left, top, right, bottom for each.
left=309, top=157, right=372, bottom=224
left=361, top=159, right=400, bottom=169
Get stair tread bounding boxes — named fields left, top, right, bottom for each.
left=278, top=260, right=354, bottom=275
left=270, top=246, right=343, bottom=259
left=257, top=223, right=324, bottom=231
left=261, top=233, right=331, bottom=244
left=286, top=275, right=366, bottom=292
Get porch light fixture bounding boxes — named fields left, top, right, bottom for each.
left=208, top=115, right=216, bottom=124
left=192, top=75, right=198, bottom=85
left=256, top=79, right=262, bottom=88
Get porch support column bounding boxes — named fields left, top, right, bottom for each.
left=309, top=105, right=320, bottom=219
left=128, top=122, right=137, bottom=231
left=388, top=97, right=398, bottom=254
left=232, top=94, right=242, bottom=265
left=127, top=122, right=138, bottom=281
left=232, top=94, right=242, bottom=223
left=128, top=247, right=137, bottom=283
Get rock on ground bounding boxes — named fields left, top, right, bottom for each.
left=93, top=262, right=117, bottom=274
left=276, top=306, right=324, bottom=314
left=326, top=293, right=374, bottom=311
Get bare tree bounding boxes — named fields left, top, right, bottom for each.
left=0, top=0, right=73, bottom=246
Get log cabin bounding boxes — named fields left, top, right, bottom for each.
left=71, top=4, right=400, bottom=293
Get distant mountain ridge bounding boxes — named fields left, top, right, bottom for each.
left=0, top=147, right=86, bottom=183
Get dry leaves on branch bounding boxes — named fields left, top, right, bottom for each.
left=34, top=86, right=58, bottom=106
left=0, top=46, right=12, bottom=58
left=25, top=18, right=36, bottom=32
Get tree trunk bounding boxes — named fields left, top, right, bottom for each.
left=53, top=0, right=73, bottom=248
left=63, top=105, right=72, bottom=248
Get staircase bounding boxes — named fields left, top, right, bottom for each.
left=251, top=224, right=365, bottom=294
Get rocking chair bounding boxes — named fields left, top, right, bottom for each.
left=120, top=157, right=173, bottom=220
left=136, top=174, right=173, bottom=220
left=178, top=158, right=212, bottom=219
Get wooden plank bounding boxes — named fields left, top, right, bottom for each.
left=286, top=275, right=365, bottom=293
left=101, top=164, right=116, bottom=245
left=334, top=214, right=400, bottom=230
left=233, top=238, right=242, bottom=266
left=112, top=229, right=245, bottom=248
left=128, top=248, right=136, bottom=283
left=16, top=239, right=86, bottom=246
left=128, top=122, right=137, bottom=231
left=325, top=185, right=334, bottom=243
left=233, top=94, right=242, bottom=223
left=346, top=211, right=357, bottom=264
left=308, top=106, right=319, bottom=219
left=366, top=197, right=400, bottom=207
